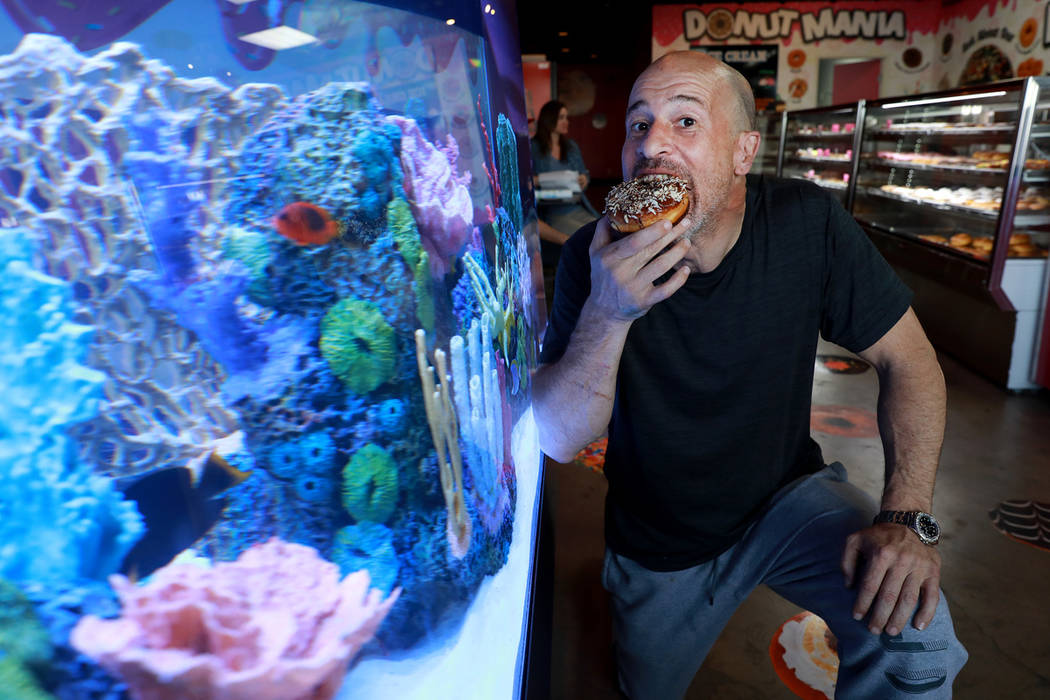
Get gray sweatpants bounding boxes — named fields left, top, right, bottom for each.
left=602, top=463, right=968, bottom=699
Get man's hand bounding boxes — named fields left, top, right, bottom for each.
left=841, top=523, right=941, bottom=636
left=587, top=215, right=691, bottom=322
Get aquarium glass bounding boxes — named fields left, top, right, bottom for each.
left=0, top=1, right=544, bottom=698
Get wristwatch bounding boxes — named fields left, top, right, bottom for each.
left=873, top=510, right=941, bottom=545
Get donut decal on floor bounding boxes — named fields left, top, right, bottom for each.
left=816, top=355, right=871, bottom=374
left=573, top=437, right=607, bottom=474
left=810, top=405, right=879, bottom=438
left=989, top=500, right=1050, bottom=552
left=770, top=611, right=839, bottom=700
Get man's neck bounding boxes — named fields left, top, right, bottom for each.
left=680, top=181, right=748, bottom=274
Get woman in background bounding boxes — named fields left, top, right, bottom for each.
left=530, top=100, right=598, bottom=303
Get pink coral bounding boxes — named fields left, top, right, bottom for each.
left=70, top=539, right=400, bottom=700
left=389, top=115, right=473, bottom=275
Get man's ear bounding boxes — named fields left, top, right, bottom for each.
left=734, top=131, right=761, bottom=175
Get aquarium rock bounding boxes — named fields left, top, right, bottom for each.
left=71, top=539, right=400, bottom=700
left=0, top=34, right=285, bottom=479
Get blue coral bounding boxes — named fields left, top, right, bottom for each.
left=369, top=398, right=407, bottom=435
left=331, top=521, right=399, bottom=594
left=0, top=229, right=143, bottom=585
left=264, top=431, right=336, bottom=481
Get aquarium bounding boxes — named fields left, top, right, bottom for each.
left=0, top=1, right=544, bottom=698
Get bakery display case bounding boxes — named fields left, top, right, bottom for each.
left=779, top=103, right=865, bottom=209
left=851, top=79, right=1050, bottom=390
left=754, top=111, right=786, bottom=176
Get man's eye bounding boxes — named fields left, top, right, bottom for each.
left=678, top=117, right=696, bottom=127
left=630, top=122, right=649, bottom=133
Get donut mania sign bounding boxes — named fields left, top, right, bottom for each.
left=654, top=1, right=1050, bottom=110
left=652, top=1, right=942, bottom=109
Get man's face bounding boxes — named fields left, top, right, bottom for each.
left=621, top=57, right=740, bottom=238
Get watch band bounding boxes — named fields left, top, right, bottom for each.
left=873, top=510, right=940, bottom=545
left=873, top=510, right=916, bottom=527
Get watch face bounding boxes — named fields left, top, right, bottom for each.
left=916, top=513, right=940, bottom=543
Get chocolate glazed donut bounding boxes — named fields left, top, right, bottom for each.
left=604, top=174, right=690, bottom=239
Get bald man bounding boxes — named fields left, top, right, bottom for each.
left=533, top=51, right=967, bottom=699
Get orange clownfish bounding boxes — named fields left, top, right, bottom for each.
left=273, top=202, right=343, bottom=246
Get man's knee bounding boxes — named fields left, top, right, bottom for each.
left=836, top=594, right=967, bottom=698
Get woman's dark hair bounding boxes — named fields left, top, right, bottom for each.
left=535, top=100, right=568, bottom=160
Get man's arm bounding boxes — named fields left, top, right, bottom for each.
left=841, top=307, right=946, bottom=636
left=533, top=216, right=691, bottom=462
left=537, top=219, right=570, bottom=246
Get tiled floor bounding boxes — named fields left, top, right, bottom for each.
left=545, top=342, right=1050, bottom=699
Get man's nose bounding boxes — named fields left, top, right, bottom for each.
left=637, top=122, right=672, bottom=159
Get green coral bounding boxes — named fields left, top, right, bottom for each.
left=0, top=579, right=51, bottom=668
left=320, top=298, right=395, bottom=394
left=222, top=226, right=274, bottom=302
left=0, top=580, right=52, bottom=700
left=0, top=658, right=53, bottom=700
left=341, top=443, right=399, bottom=523
left=386, top=197, right=434, bottom=333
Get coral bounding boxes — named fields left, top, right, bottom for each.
left=0, top=462, right=144, bottom=584
left=263, top=431, right=338, bottom=506
left=20, top=576, right=129, bottom=699
left=0, top=579, right=51, bottom=668
left=320, top=297, right=396, bottom=395
left=331, top=522, right=399, bottom=595
left=341, top=443, right=399, bottom=524
left=496, top=114, right=524, bottom=235
left=386, top=196, right=435, bottom=333
left=0, top=228, right=104, bottom=478
left=266, top=431, right=336, bottom=480
left=368, top=398, right=408, bottom=435
left=0, top=657, right=54, bottom=700
left=450, top=319, right=510, bottom=534
left=414, top=328, right=471, bottom=559
left=0, top=229, right=144, bottom=585
left=388, top=114, right=473, bottom=275
left=0, top=34, right=283, bottom=479
left=221, top=226, right=274, bottom=304
left=70, top=539, right=400, bottom=700
left=142, top=271, right=268, bottom=375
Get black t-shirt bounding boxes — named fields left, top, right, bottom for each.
left=539, top=175, right=913, bottom=571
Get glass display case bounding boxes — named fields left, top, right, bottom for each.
left=754, top=111, right=785, bottom=177
left=779, top=103, right=864, bottom=209
left=0, top=1, right=547, bottom=698
left=851, top=79, right=1050, bottom=390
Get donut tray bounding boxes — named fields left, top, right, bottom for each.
left=866, top=158, right=1050, bottom=181
left=858, top=186, right=1050, bottom=226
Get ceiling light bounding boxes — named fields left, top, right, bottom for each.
left=882, top=90, right=1007, bottom=109
left=446, top=18, right=455, bottom=25
left=226, top=0, right=257, bottom=4
left=238, top=26, right=319, bottom=51
left=484, top=4, right=491, bottom=11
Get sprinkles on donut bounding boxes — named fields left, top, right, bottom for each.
left=603, top=174, right=690, bottom=237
